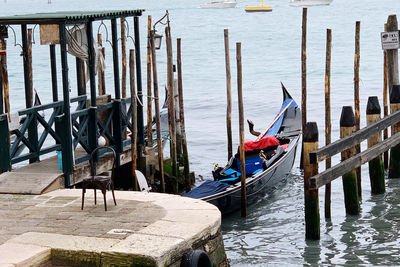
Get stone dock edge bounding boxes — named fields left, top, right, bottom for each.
left=0, top=189, right=229, bottom=267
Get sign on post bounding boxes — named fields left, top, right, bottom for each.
left=381, top=31, right=400, bottom=50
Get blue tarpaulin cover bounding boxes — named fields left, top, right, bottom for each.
left=184, top=180, right=230, bottom=199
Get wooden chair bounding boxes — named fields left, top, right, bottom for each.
left=81, top=146, right=117, bottom=211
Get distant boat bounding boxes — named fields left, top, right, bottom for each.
left=245, top=0, right=272, bottom=12
left=200, top=0, right=237, bottom=8
left=289, top=0, right=333, bottom=7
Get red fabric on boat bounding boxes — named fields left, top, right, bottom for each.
left=244, top=136, right=280, bottom=152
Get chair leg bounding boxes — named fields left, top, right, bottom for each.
left=102, top=189, right=107, bottom=211
left=81, top=187, right=86, bottom=210
left=94, top=188, right=97, bottom=205
left=111, top=188, right=117, bottom=206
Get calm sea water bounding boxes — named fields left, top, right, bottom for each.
left=2, top=0, right=400, bottom=265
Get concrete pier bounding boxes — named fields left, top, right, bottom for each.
left=0, top=190, right=228, bottom=266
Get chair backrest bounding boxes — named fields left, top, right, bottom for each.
left=89, top=146, right=116, bottom=180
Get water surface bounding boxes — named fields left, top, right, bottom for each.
left=2, top=0, right=400, bottom=265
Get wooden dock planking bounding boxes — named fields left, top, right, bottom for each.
left=0, top=145, right=133, bottom=194
left=0, top=156, right=63, bottom=194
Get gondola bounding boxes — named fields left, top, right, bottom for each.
left=184, top=84, right=301, bottom=215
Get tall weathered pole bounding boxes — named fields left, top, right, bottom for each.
left=28, top=28, right=33, bottom=107
left=237, top=42, right=247, bottom=218
left=177, top=38, right=191, bottom=192
left=340, top=106, right=360, bottom=215
left=129, top=49, right=138, bottom=191
left=146, top=15, right=153, bottom=147
left=224, top=29, right=233, bottom=160
left=97, top=33, right=106, bottom=95
left=354, top=21, right=361, bottom=198
left=0, top=36, right=10, bottom=117
left=387, top=15, right=399, bottom=95
left=300, top=8, right=307, bottom=169
left=150, top=30, right=165, bottom=192
left=324, top=28, right=332, bottom=219
left=166, top=26, right=177, bottom=179
left=366, top=96, right=385, bottom=194
left=121, top=17, right=127, bottom=98
left=389, top=85, right=400, bottom=178
left=383, top=23, right=389, bottom=169
left=303, top=122, right=320, bottom=240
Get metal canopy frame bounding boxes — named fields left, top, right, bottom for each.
left=0, top=10, right=144, bottom=25
left=0, top=10, right=144, bottom=187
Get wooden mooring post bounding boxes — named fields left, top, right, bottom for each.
left=150, top=29, right=166, bottom=193
left=300, top=7, right=307, bottom=169
left=303, top=122, right=320, bottom=240
left=177, top=38, right=191, bottom=192
left=387, top=15, right=399, bottom=95
left=166, top=26, right=178, bottom=180
left=389, top=85, right=400, bottom=178
left=237, top=42, right=247, bottom=218
left=121, top=17, right=127, bottom=98
left=340, top=106, right=360, bottom=215
left=366, top=96, right=385, bottom=194
left=383, top=23, right=389, bottom=169
left=354, top=21, right=362, bottom=198
left=324, top=28, right=332, bottom=219
left=129, top=49, right=138, bottom=191
left=97, top=33, right=106, bottom=95
left=224, top=29, right=233, bottom=160
left=0, top=36, right=10, bottom=117
left=146, top=15, right=153, bottom=147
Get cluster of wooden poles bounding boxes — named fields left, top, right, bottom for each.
left=145, top=13, right=191, bottom=193
left=301, top=9, right=400, bottom=240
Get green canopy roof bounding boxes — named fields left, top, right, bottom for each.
left=0, top=10, right=144, bottom=25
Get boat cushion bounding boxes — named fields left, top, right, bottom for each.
left=244, top=136, right=280, bottom=152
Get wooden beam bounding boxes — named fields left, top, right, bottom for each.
left=310, top=130, right=400, bottom=190
left=310, top=108, right=400, bottom=164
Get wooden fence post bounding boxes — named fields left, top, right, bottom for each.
left=303, top=122, right=320, bottom=240
left=237, top=42, right=247, bottom=218
left=389, top=84, right=400, bottom=178
left=324, top=28, right=332, bottom=219
left=340, top=106, right=360, bottom=215
left=387, top=15, right=399, bottom=95
left=354, top=21, right=362, bottom=198
left=366, top=96, right=385, bottom=194
left=224, top=29, right=233, bottom=160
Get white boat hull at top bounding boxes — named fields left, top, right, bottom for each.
left=289, top=0, right=333, bottom=6
left=200, top=0, right=237, bottom=8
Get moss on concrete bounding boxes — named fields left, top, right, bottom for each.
left=51, top=249, right=101, bottom=267
left=101, top=252, right=157, bottom=267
